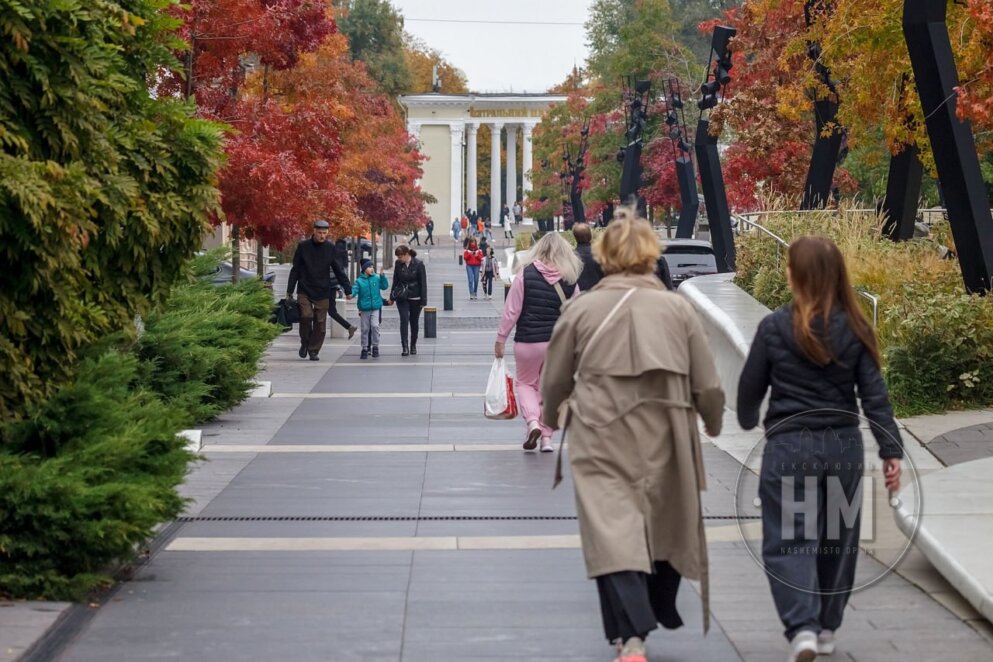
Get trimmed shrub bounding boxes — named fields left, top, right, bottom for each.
left=734, top=210, right=993, bottom=415
left=135, top=279, right=280, bottom=425
left=0, top=351, right=191, bottom=599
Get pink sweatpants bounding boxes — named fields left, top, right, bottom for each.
left=513, top=341, right=553, bottom=438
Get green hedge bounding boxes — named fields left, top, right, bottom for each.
left=734, top=211, right=993, bottom=415
left=0, top=260, right=279, bottom=599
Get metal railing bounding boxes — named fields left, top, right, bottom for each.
left=732, top=214, right=879, bottom=326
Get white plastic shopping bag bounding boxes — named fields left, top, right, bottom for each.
left=484, top=358, right=518, bottom=420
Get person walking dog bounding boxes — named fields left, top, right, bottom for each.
left=389, top=245, right=428, bottom=356
left=463, top=239, right=484, bottom=300
left=287, top=220, right=353, bottom=361
left=541, top=209, right=724, bottom=662
left=352, top=259, right=388, bottom=359
left=737, top=235, right=903, bottom=662
left=495, top=232, right=581, bottom=452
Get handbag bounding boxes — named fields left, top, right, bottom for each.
left=553, top=288, right=637, bottom=488
left=275, top=298, right=300, bottom=329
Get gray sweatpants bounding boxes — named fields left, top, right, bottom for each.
left=760, top=427, right=863, bottom=640
left=359, top=310, right=381, bottom=349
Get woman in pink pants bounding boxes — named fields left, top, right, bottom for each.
left=494, top=233, right=582, bottom=452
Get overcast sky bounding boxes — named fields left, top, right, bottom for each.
left=390, top=0, right=596, bottom=93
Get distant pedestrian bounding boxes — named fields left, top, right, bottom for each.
left=479, top=233, right=490, bottom=256
left=390, top=245, right=428, bottom=356
left=513, top=200, right=523, bottom=225
left=737, top=235, right=903, bottom=662
left=410, top=227, right=421, bottom=246
left=502, top=208, right=514, bottom=239
left=425, top=219, right=435, bottom=245
left=287, top=220, right=354, bottom=361
left=494, top=232, right=580, bottom=452
left=481, top=247, right=500, bottom=299
left=541, top=209, right=724, bottom=661
left=655, top=254, right=674, bottom=290
left=476, top=217, right=485, bottom=238
left=328, top=236, right=358, bottom=338
left=460, top=215, right=470, bottom=237
left=352, top=259, right=388, bottom=360
left=572, top=223, right=603, bottom=292
left=452, top=217, right=461, bottom=241
left=463, top=238, right=484, bottom=300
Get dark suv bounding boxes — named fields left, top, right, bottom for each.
left=659, top=239, right=718, bottom=288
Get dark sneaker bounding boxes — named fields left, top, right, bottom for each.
left=360, top=349, right=369, bottom=360
left=299, top=342, right=308, bottom=358
left=348, top=325, right=357, bottom=339
left=401, top=346, right=409, bottom=357
left=371, top=346, right=379, bottom=358
left=308, top=352, right=320, bottom=361
left=410, top=345, right=417, bottom=355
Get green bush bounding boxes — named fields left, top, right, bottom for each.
left=0, top=255, right=281, bottom=599
left=135, top=279, right=280, bottom=425
left=0, top=351, right=192, bottom=599
left=0, top=0, right=225, bottom=421
left=734, top=210, right=993, bottom=415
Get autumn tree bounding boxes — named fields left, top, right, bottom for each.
left=404, top=38, right=469, bottom=94
left=334, top=0, right=411, bottom=97
left=161, top=0, right=337, bottom=276
left=531, top=0, right=694, bottom=222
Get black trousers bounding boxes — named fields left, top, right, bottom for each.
left=426, top=230, right=434, bottom=245
left=327, top=297, right=351, bottom=330
left=596, top=561, right=683, bottom=644
left=482, top=272, right=494, bottom=296
left=397, top=299, right=423, bottom=348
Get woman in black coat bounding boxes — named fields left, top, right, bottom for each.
left=389, top=245, right=428, bottom=356
left=737, top=236, right=902, bottom=661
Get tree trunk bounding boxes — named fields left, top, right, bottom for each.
left=371, top=224, right=379, bottom=270
left=256, top=242, right=265, bottom=278
left=230, top=224, right=240, bottom=283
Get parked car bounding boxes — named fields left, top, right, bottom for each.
left=659, top=239, right=718, bottom=288
left=210, top=261, right=276, bottom=288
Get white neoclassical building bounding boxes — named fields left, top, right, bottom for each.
left=399, top=94, right=567, bottom=229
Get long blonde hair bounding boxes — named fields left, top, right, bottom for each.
left=515, top=232, right=582, bottom=284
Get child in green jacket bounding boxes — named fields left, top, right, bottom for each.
left=352, top=260, right=389, bottom=359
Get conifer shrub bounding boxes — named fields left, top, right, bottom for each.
left=0, top=351, right=191, bottom=599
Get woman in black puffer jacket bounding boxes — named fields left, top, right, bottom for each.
left=389, top=245, right=428, bottom=356
left=737, top=236, right=903, bottom=662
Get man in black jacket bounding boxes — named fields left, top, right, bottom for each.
left=287, top=220, right=353, bottom=361
left=573, top=223, right=603, bottom=292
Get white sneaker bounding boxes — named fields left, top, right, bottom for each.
left=539, top=437, right=554, bottom=452
left=788, top=631, right=818, bottom=662
left=817, top=630, right=835, bottom=655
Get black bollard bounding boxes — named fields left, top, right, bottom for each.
left=504, top=282, right=511, bottom=301
left=443, top=283, right=453, bottom=311
left=423, top=307, right=437, bottom=338
left=458, top=254, right=463, bottom=265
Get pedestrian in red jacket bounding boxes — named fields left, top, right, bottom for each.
left=463, top=239, right=484, bottom=299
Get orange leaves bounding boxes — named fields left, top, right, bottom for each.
left=957, top=0, right=993, bottom=137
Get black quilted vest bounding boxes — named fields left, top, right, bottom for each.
left=514, top=265, right=575, bottom=343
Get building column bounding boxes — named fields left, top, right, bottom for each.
left=522, top=124, right=534, bottom=223
left=489, top=122, right=504, bottom=227
left=466, top=123, right=478, bottom=214
left=449, top=123, right=464, bottom=228
left=506, top=125, right=518, bottom=222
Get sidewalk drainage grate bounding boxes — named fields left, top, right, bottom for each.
left=176, top=515, right=761, bottom=522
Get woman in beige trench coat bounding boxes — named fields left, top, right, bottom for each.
left=541, top=210, right=725, bottom=662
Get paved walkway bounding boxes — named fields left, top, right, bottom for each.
left=40, top=234, right=993, bottom=661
